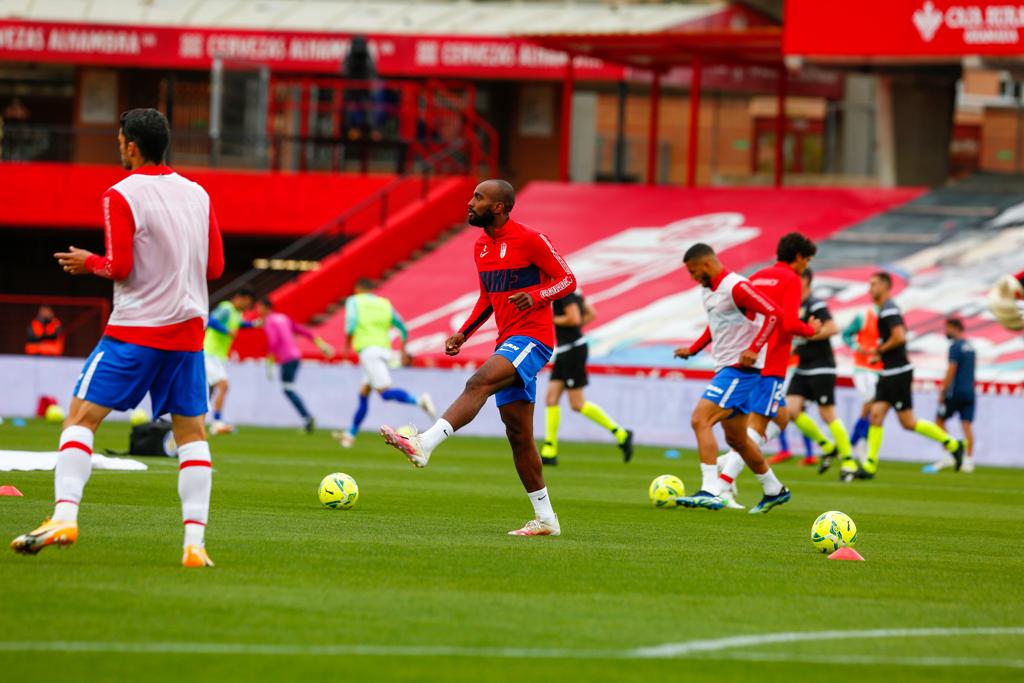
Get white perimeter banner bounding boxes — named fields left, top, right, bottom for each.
left=1, top=355, right=1018, bottom=467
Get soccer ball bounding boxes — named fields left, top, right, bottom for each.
left=648, top=474, right=685, bottom=507
left=811, top=511, right=858, bottom=553
left=44, top=404, right=65, bottom=423
left=318, top=472, right=359, bottom=510
left=129, top=408, right=149, bottom=426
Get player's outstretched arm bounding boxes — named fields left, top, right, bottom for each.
left=207, top=207, right=224, bottom=280
left=676, top=326, right=712, bottom=359
left=457, top=279, right=494, bottom=342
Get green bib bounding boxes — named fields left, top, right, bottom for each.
left=351, top=293, right=393, bottom=352
left=204, top=301, right=242, bottom=358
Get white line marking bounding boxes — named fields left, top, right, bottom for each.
left=0, top=627, right=1020, bottom=665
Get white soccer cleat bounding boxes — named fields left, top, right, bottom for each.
left=332, top=430, right=356, bottom=448
left=508, top=516, right=560, bottom=537
left=380, top=424, right=430, bottom=467
left=961, top=456, right=975, bottom=473
left=418, top=393, right=437, bottom=420
left=719, top=483, right=746, bottom=510
left=210, top=421, right=234, bottom=435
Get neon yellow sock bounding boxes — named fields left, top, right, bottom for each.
left=794, top=412, right=833, bottom=451
left=865, top=425, right=883, bottom=473
left=914, top=420, right=958, bottom=452
left=544, top=405, right=560, bottom=450
left=580, top=401, right=625, bottom=441
left=828, top=419, right=853, bottom=458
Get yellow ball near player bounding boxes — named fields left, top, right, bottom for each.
left=318, top=472, right=359, bottom=510
left=811, top=511, right=857, bottom=553
left=648, top=474, right=685, bottom=507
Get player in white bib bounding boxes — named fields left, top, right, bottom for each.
left=673, top=243, right=792, bottom=513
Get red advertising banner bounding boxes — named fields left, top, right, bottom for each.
left=0, top=19, right=621, bottom=79
left=785, top=0, right=1024, bottom=57
left=0, top=19, right=842, bottom=95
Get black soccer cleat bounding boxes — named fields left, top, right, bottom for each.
left=618, top=429, right=634, bottom=463
left=950, top=440, right=965, bottom=471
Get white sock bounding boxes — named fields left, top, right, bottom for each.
left=419, top=418, right=453, bottom=454
left=763, top=421, right=782, bottom=443
left=719, top=450, right=745, bottom=484
left=178, top=441, right=212, bottom=548
left=527, top=486, right=556, bottom=524
left=755, top=468, right=784, bottom=496
left=700, top=463, right=722, bottom=495
left=53, top=425, right=95, bottom=523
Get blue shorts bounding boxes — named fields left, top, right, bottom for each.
left=701, top=367, right=760, bottom=414
left=492, top=335, right=553, bottom=407
left=73, top=336, right=208, bottom=417
left=938, top=395, right=975, bottom=422
left=749, top=374, right=787, bottom=418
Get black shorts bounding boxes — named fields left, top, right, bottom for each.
left=938, top=395, right=975, bottom=422
left=875, top=370, right=913, bottom=411
left=550, top=344, right=588, bottom=389
left=787, top=370, right=836, bottom=406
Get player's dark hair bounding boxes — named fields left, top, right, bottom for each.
left=119, top=108, right=170, bottom=164
left=355, top=277, right=374, bottom=290
left=683, top=243, right=715, bottom=262
left=802, top=267, right=814, bottom=283
left=946, top=317, right=964, bottom=331
left=872, top=271, right=893, bottom=289
left=488, top=179, right=516, bottom=214
left=235, top=287, right=256, bottom=300
left=260, top=297, right=273, bottom=308
left=776, top=232, right=817, bottom=263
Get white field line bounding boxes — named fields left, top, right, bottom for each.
left=0, top=627, right=1021, bottom=666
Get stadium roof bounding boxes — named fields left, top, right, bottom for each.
left=0, top=0, right=742, bottom=36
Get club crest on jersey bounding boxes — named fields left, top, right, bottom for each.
left=500, top=243, right=507, bottom=259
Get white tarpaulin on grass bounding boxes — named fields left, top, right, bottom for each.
left=0, top=450, right=147, bottom=472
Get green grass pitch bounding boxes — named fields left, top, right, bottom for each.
left=1, top=418, right=1023, bottom=682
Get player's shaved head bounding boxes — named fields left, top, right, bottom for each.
left=480, top=179, right=515, bottom=213
left=355, top=277, right=374, bottom=292
left=683, top=243, right=715, bottom=263
left=682, top=243, right=721, bottom=288
left=468, top=179, right=516, bottom=229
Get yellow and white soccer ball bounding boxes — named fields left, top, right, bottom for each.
left=988, top=274, right=1024, bottom=331
left=318, top=472, right=359, bottom=510
left=811, top=511, right=858, bottom=553
left=129, top=407, right=149, bottom=426
left=44, top=404, right=65, bottom=423
left=648, top=474, right=685, bottom=508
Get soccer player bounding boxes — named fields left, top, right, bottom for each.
left=853, top=272, right=964, bottom=480
left=841, top=306, right=883, bottom=462
left=204, top=288, right=256, bottom=434
left=540, top=289, right=633, bottom=465
left=673, top=243, right=791, bottom=514
left=715, top=233, right=821, bottom=508
left=784, top=268, right=853, bottom=475
left=11, top=108, right=223, bottom=567
left=925, top=317, right=976, bottom=473
left=335, top=278, right=435, bottom=448
left=256, top=298, right=335, bottom=433
left=379, top=179, right=576, bottom=536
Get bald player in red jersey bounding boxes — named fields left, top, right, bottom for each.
left=380, top=179, right=576, bottom=537
left=716, top=233, right=823, bottom=507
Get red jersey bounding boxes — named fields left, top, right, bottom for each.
left=749, top=261, right=816, bottom=377
left=458, top=218, right=575, bottom=349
